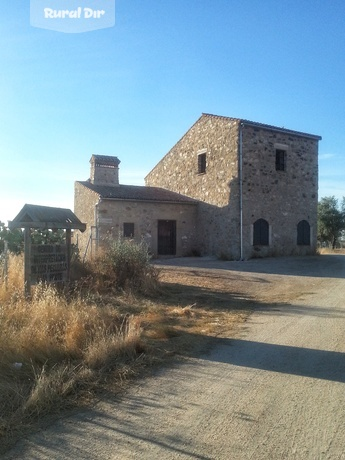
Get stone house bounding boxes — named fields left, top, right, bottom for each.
left=145, top=113, right=321, bottom=259
left=74, top=155, right=198, bottom=259
left=74, top=113, right=321, bottom=260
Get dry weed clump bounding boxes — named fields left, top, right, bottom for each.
left=0, top=283, right=144, bottom=452
left=0, top=253, right=23, bottom=302
left=87, top=238, right=160, bottom=294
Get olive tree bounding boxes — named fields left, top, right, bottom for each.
left=0, top=222, right=24, bottom=254
left=317, top=196, right=345, bottom=249
left=0, top=223, right=66, bottom=255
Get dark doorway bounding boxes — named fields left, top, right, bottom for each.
left=158, top=220, right=176, bottom=255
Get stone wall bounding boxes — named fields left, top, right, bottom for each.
left=95, top=199, right=197, bottom=258
left=74, top=181, right=198, bottom=258
left=146, top=114, right=320, bottom=259
left=145, top=115, right=242, bottom=258
left=241, top=124, right=319, bottom=258
left=74, top=182, right=99, bottom=259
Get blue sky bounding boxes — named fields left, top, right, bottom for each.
left=1, top=1, right=344, bottom=224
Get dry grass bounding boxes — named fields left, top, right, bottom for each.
left=0, top=253, right=23, bottom=302
left=318, top=247, right=345, bottom=255
left=0, top=285, right=144, bottom=452
left=0, top=253, right=252, bottom=454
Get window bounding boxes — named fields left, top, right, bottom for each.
left=253, top=219, right=269, bottom=245
left=123, top=223, right=134, bottom=238
left=198, top=152, right=206, bottom=174
left=275, top=149, right=286, bottom=171
left=297, top=220, right=310, bottom=245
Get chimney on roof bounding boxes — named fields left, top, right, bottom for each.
left=90, top=155, right=120, bottom=186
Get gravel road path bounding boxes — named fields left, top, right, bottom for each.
left=4, top=255, right=345, bottom=459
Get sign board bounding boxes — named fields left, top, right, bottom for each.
left=31, top=244, right=68, bottom=284
left=30, top=0, right=115, bottom=33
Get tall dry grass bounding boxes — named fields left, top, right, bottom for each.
left=0, top=252, right=146, bottom=452
left=0, top=241, right=242, bottom=454
left=0, top=253, right=23, bottom=302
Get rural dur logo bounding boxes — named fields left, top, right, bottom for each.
left=30, top=0, right=115, bottom=33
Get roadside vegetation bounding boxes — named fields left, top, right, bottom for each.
left=0, top=238, right=250, bottom=454
left=317, top=196, right=345, bottom=249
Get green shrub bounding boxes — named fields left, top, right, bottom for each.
left=95, top=238, right=159, bottom=292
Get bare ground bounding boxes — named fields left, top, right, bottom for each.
left=3, top=254, right=345, bottom=459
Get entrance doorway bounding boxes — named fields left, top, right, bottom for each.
left=158, top=220, right=176, bottom=255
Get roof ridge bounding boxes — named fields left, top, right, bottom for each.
left=202, top=113, right=321, bottom=139
left=78, top=181, right=198, bottom=203
left=201, top=112, right=240, bottom=122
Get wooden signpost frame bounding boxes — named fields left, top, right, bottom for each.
left=23, top=228, right=72, bottom=297
left=9, top=204, right=86, bottom=298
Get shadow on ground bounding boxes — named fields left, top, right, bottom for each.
left=201, top=336, right=345, bottom=383
left=154, top=254, right=345, bottom=278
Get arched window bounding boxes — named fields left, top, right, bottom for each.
left=297, top=220, right=310, bottom=245
left=253, top=219, right=269, bottom=245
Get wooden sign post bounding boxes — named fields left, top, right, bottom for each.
left=9, top=204, right=86, bottom=298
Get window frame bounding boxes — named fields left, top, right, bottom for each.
left=297, top=220, right=310, bottom=245
left=253, top=218, right=269, bottom=246
left=123, top=222, right=135, bottom=238
left=197, top=150, right=207, bottom=174
left=275, top=149, right=286, bottom=171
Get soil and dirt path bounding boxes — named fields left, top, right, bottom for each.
left=4, top=255, right=345, bottom=459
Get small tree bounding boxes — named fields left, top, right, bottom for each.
left=31, top=228, right=66, bottom=245
left=318, top=196, right=345, bottom=249
left=93, top=237, right=158, bottom=292
left=0, top=222, right=24, bottom=254
left=0, top=223, right=67, bottom=255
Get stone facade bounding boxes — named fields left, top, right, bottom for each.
left=74, top=155, right=198, bottom=259
left=145, top=113, right=321, bottom=259
left=74, top=114, right=321, bottom=260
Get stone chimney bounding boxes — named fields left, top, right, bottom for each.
left=90, top=155, right=120, bottom=186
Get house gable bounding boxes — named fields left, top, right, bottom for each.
left=145, top=113, right=321, bottom=259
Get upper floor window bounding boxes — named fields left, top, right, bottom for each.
left=275, top=149, right=286, bottom=171
left=253, top=218, right=269, bottom=245
left=197, top=151, right=207, bottom=174
left=123, top=222, right=134, bottom=238
left=297, top=220, right=310, bottom=245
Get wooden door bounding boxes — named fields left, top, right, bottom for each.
left=158, top=220, right=176, bottom=255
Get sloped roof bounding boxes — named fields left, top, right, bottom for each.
left=201, top=113, right=322, bottom=140
left=145, top=113, right=322, bottom=180
left=78, top=182, right=197, bottom=204
left=9, top=204, right=86, bottom=231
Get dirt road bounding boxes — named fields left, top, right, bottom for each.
left=4, top=255, right=345, bottom=459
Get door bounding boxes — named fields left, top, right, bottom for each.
left=158, top=220, right=176, bottom=255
